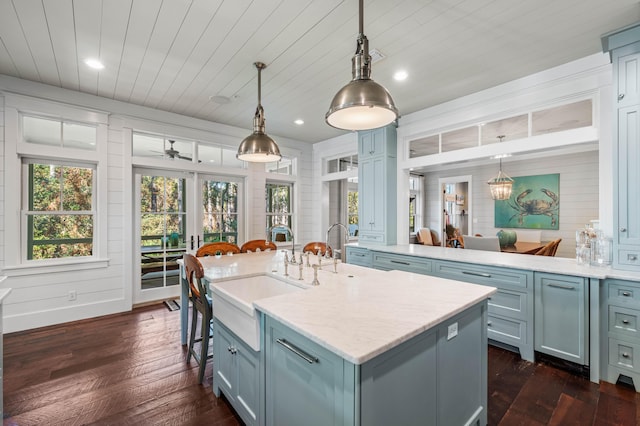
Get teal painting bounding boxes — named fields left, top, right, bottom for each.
left=494, top=173, right=559, bottom=230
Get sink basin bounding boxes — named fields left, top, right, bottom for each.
left=211, top=275, right=305, bottom=351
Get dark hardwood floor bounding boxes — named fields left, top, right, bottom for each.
left=3, top=303, right=640, bottom=425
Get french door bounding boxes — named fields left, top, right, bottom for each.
left=134, top=169, right=196, bottom=304
left=133, top=169, right=244, bottom=304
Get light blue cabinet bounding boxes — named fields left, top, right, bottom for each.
left=357, top=126, right=397, bottom=245
left=371, top=251, right=432, bottom=274
left=602, top=279, right=640, bottom=389
left=534, top=273, right=588, bottom=365
left=212, top=319, right=261, bottom=426
left=264, top=317, right=355, bottom=426
left=603, top=26, right=640, bottom=271
left=433, top=259, right=535, bottom=362
left=264, top=303, right=488, bottom=425
left=345, top=246, right=372, bottom=268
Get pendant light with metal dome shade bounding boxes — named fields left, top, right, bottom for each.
left=237, top=62, right=282, bottom=163
left=325, top=0, right=399, bottom=131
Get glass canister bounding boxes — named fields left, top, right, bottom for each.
left=590, top=235, right=613, bottom=266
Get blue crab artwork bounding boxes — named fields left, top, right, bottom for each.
left=494, top=173, right=560, bottom=230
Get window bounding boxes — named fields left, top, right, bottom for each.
left=23, top=160, right=95, bottom=260
left=202, top=179, right=239, bottom=243
left=266, top=156, right=295, bottom=175
left=23, top=115, right=97, bottom=150
left=266, top=183, right=293, bottom=232
left=348, top=188, right=358, bottom=227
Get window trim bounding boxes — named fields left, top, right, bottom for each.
left=2, top=95, right=109, bottom=271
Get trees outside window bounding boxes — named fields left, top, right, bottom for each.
left=25, top=162, right=95, bottom=260
left=266, top=183, right=292, bottom=233
left=202, top=180, right=239, bottom=243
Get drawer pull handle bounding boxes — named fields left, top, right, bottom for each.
left=623, top=319, right=630, bottom=325
left=463, top=271, right=491, bottom=278
left=619, top=93, right=625, bottom=100
left=623, top=291, right=632, bottom=297
left=622, top=352, right=631, bottom=358
left=487, top=321, right=492, bottom=327
left=630, top=255, right=638, bottom=261
left=276, top=338, right=318, bottom=364
left=620, top=227, right=627, bottom=232
left=547, top=283, right=575, bottom=290
left=390, top=260, right=410, bottom=266
left=227, top=346, right=237, bottom=355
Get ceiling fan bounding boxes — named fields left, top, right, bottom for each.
left=163, top=140, right=193, bottom=161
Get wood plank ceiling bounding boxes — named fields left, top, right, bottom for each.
left=0, top=0, right=638, bottom=143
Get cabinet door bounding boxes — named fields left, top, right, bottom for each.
left=358, top=127, right=386, bottom=159
left=265, top=318, right=353, bottom=426
left=617, top=51, right=640, bottom=106
left=359, top=157, right=386, bottom=235
left=235, top=340, right=260, bottom=425
left=617, top=106, right=640, bottom=249
left=213, top=321, right=236, bottom=400
left=534, top=273, right=588, bottom=364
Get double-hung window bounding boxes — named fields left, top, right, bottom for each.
left=23, top=160, right=95, bottom=260
left=265, top=182, right=293, bottom=232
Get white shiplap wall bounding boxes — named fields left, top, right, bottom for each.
left=0, top=75, right=313, bottom=333
left=422, top=150, right=599, bottom=258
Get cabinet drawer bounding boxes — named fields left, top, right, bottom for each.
left=358, top=232, right=385, bottom=243
left=609, top=305, right=640, bottom=337
left=608, top=279, right=640, bottom=306
left=434, top=260, right=531, bottom=290
left=371, top=252, right=432, bottom=274
left=618, top=249, right=640, bottom=267
left=487, top=314, right=527, bottom=347
left=488, top=289, right=528, bottom=320
left=609, top=338, right=640, bottom=373
left=345, top=247, right=371, bottom=267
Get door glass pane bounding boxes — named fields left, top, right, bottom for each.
left=202, top=180, right=239, bottom=243
left=140, top=175, right=186, bottom=290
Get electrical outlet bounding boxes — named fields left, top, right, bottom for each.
left=68, top=290, right=77, bottom=301
left=447, top=322, right=458, bottom=340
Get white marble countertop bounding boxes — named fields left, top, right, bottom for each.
left=348, top=243, right=640, bottom=282
left=200, top=250, right=495, bottom=364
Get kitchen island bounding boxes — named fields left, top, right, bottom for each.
left=183, top=251, right=495, bottom=426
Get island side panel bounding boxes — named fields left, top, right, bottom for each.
left=358, top=302, right=488, bottom=426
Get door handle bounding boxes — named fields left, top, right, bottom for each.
left=190, top=235, right=194, bottom=250
left=197, top=235, right=201, bottom=247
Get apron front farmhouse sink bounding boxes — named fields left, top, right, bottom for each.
left=211, top=274, right=306, bottom=350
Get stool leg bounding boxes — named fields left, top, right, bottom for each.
left=197, top=313, right=209, bottom=384
left=187, top=300, right=198, bottom=363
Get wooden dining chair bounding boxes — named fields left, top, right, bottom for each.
left=240, top=239, right=278, bottom=253
left=534, top=238, right=562, bottom=256
left=183, top=253, right=213, bottom=384
left=302, top=242, right=332, bottom=257
left=196, top=242, right=240, bottom=257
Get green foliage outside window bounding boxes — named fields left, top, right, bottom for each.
left=28, top=164, right=94, bottom=259
left=266, top=183, right=292, bottom=230
left=348, top=190, right=358, bottom=225
left=140, top=176, right=186, bottom=248
left=202, top=180, right=238, bottom=243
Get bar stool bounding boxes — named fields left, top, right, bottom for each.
left=183, top=253, right=213, bottom=384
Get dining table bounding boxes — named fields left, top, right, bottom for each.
left=500, top=241, right=546, bottom=254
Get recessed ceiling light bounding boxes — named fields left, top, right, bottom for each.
left=210, top=95, right=231, bottom=104
left=294, top=119, right=304, bottom=125
left=84, top=58, right=104, bottom=70
left=393, top=70, right=408, bottom=81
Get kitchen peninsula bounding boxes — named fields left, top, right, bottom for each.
left=346, top=243, right=640, bottom=388
left=181, top=251, right=495, bottom=426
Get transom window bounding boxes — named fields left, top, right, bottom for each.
left=23, top=160, right=95, bottom=260
left=22, top=115, right=97, bottom=150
